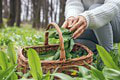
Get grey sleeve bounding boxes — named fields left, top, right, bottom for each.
left=65, top=0, right=84, bottom=19
left=79, top=0, right=120, bottom=29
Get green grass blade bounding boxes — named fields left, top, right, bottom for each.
left=27, top=48, right=43, bottom=80
left=50, top=67, right=59, bottom=80
left=90, top=65, right=105, bottom=80
left=103, top=67, right=120, bottom=80
left=97, top=45, right=119, bottom=70
left=78, top=66, right=90, bottom=77
left=51, top=73, right=73, bottom=80
left=0, top=51, right=9, bottom=70
left=0, top=66, right=15, bottom=79
left=118, top=43, right=120, bottom=56
left=42, top=71, right=50, bottom=80
left=8, top=43, right=17, bottom=65
left=5, top=66, right=17, bottom=80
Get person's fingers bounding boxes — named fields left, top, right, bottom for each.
left=68, top=18, right=79, bottom=29
left=74, top=29, right=85, bottom=39
left=62, top=17, right=75, bottom=29
left=61, top=20, right=68, bottom=28
left=70, top=18, right=83, bottom=32
left=71, top=18, right=79, bottom=25
left=72, top=24, right=84, bottom=38
left=67, top=19, right=73, bottom=29
left=72, top=23, right=86, bottom=39
left=68, top=19, right=78, bottom=29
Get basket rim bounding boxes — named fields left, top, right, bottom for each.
left=18, top=43, right=93, bottom=64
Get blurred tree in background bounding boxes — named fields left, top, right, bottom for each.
left=3, top=0, right=9, bottom=18
left=0, top=0, right=3, bottom=28
left=7, top=0, right=16, bottom=26
left=0, top=0, right=66, bottom=29
left=16, top=0, right=21, bottom=26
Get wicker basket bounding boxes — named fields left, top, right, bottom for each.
left=17, top=22, right=93, bottom=75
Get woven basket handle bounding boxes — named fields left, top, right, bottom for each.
left=44, top=22, right=66, bottom=61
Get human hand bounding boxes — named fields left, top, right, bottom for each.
left=62, top=16, right=77, bottom=29
left=62, top=16, right=87, bottom=39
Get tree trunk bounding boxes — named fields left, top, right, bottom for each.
left=26, top=0, right=29, bottom=21
left=44, top=0, right=49, bottom=27
left=59, top=0, right=66, bottom=26
left=0, top=0, right=3, bottom=28
left=16, top=0, right=21, bottom=27
left=41, top=1, right=45, bottom=27
left=50, top=0, right=53, bottom=22
left=32, top=0, right=41, bottom=29
left=3, top=0, right=9, bottom=18
left=54, top=0, right=58, bottom=23
left=7, top=0, right=16, bottom=26
left=46, top=0, right=49, bottom=25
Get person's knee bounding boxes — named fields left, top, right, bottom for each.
left=74, top=39, right=97, bottom=51
left=89, top=4, right=102, bottom=10
left=94, top=23, right=113, bottom=52
left=110, top=13, right=120, bottom=43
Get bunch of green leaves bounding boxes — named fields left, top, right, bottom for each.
left=48, top=28, right=73, bottom=44
left=46, top=28, right=88, bottom=60
left=70, top=48, right=88, bottom=59
left=0, top=43, right=18, bottom=80
left=38, top=50, right=57, bottom=60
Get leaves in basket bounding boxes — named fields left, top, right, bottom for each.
left=39, top=50, right=57, bottom=60
left=38, top=28, right=88, bottom=60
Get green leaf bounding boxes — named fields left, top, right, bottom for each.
left=22, top=72, right=31, bottom=78
left=90, top=65, right=105, bottom=80
left=109, top=49, right=120, bottom=67
left=27, top=48, right=43, bottom=80
left=78, top=66, right=90, bottom=77
left=103, top=67, right=120, bottom=80
left=69, top=39, right=74, bottom=52
left=16, top=72, right=23, bottom=77
left=5, top=69, right=18, bottom=80
left=51, top=73, right=73, bottom=80
left=118, top=43, right=120, bottom=57
left=0, top=51, right=9, bottom=70
left=8, top=43, right=17, bottom=65
left=97, top=45, right=119, bottom=70
left=42, top=71, right=50, bottom=80
left=53, top=49, right=60, bottom=60
left=0, top=66, right=16, bottom=79
left=50, top=67, right=59, bottom=80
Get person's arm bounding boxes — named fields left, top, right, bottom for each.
left=80, top=0, right=120, bottom=29
left=65, top=0, right=84, bottom=19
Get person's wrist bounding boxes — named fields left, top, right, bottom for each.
left=78, top=16, right=87, bottom=28
left=79, top=12, right=89, bottom=28
left=78, top=16, right=87, bottom=22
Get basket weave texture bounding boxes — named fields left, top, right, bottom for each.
left=17, top=22, right=93, bottom=74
